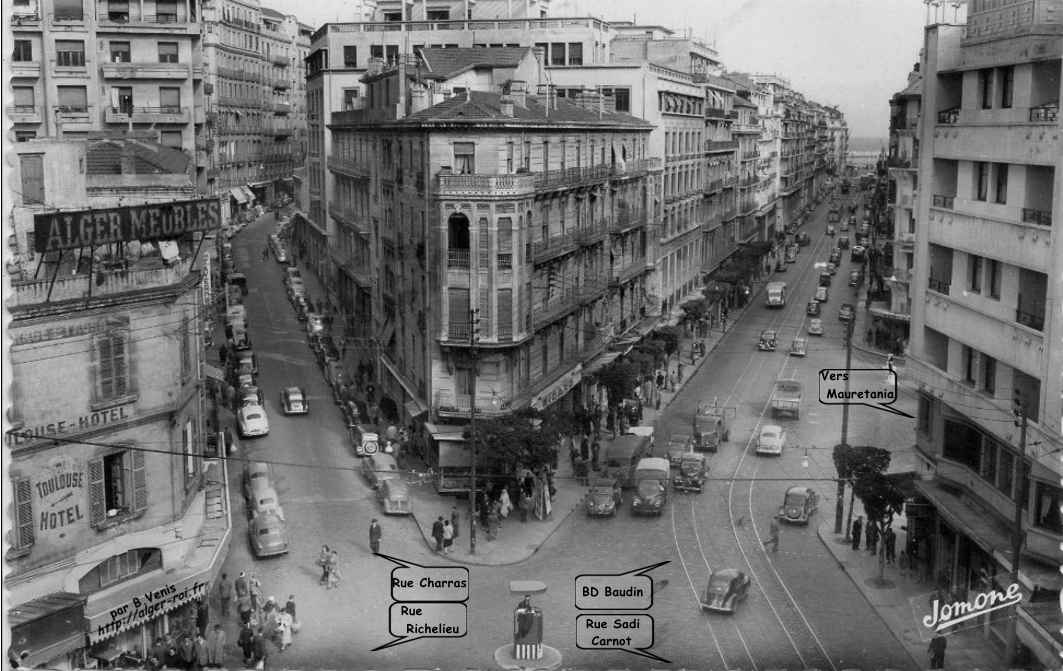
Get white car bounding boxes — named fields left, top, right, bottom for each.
left=281, top=387, right=308, bottom=415
left=807, top=318, right=824, bottom=336
left=238, top=404, right=270, bottom=437
left=306, top=313, right=325, bottom=337
left=755, top=425, right=786, bottom=456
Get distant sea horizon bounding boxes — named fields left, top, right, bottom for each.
left=848, top=137, right=887, bottom=153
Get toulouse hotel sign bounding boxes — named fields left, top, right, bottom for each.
left=6, top=403, right=133, bottom=449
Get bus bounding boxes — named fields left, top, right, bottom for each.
left=766, top=281, right=787, bottom=308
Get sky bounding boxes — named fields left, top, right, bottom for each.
left=279, top=0, right=929, bottom=140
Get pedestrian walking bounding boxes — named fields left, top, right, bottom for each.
left=850, top=516, right=864, bottom=551
left=369, top=518, right=382, bottom=554
left=317, top=545, right=331, bottom=584
left=450, top=506, right=461, bottom=539
left=283, top=595, right=296, bottom=621
left=235, top=571, right=249, bottom=598
left=442, top=520, right=454, bottom=553
left=249, top=574, right=262, bottom=612
left=217, top=573, right=233, bottom=618
left=237, top=593, right=253, bottom=625
left=252, top=629, right=267, bottom=670
left=325, top=550, right=340, bottom=589
left=206, top=625, right=225, bottom=668
left=762, top=515, right=781, bottom=553
left=431, top=516, right=445, bottom=552
left=883, top=526, right=897, bottom=565
left=238, top=625, right=255, bottom=666
left=580, top=435, right=590, bottom=461
left=277, top=610, right=293, bottom=651
left=590, top=440, right=600, bottom=471
left=865, top=521, right=879, bottom=554
left=928, top=634, right=947, bottom=669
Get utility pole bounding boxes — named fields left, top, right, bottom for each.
left=1004, top=405, right=1028, bottom=664
left=468, top=308, right=480, bottom=555
left=835, top=316, right=855, bottom=536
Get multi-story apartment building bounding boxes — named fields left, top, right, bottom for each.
left=4, top=139, right=229, bottom=670
left=883, top=63, right=923, bottom=344
left=326, top=59, right=658, bottom=435
left=198, top=0, right=307, bottom=209
left=907, top=1, right=1062, bottom=666
left=8, top=0, right=203, bottom=150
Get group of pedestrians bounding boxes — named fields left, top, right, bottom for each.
left=215, top=570, right=299, bottom=669
left=431, top=510, right=458, bottom=553
left=317, top=545, right=343, bottom=589
left=849, top=515, right=897, bottom=563
left=142, top=601, right=225, bottom=670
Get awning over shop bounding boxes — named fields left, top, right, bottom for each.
left=247, top=180, right=271, bottom=188
left=379, top=354, right=429, bottom=419
left=869, top=305, right=911, bottom=322
left=913, top=479, right=1011, bottom=557
left=203, top=363, right=226, bottom=382
left=425, top=422, right=466, bottom=442
left=530, top=364, right=582, bottom=411
left=7, top=592, right=87, bottom=667
left=229, top=187, right=248, bottom=204
left=992, top=550, right=1063, bottom=592
left=240, top=186, right=256, bottom=202
left=437, top=440, right=473, bottom=468
left=85, top=567, right=212, bottom=644
left=583, top=351, right=622, bottom=377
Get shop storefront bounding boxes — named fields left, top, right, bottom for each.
left=7, top=593, right=87, bottom=671
left=425, top=422, right=471, bottom=494
left=247, top=181, right=271, bottom=205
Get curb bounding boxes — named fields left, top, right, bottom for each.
left=814, top=523, right=924, bottom=671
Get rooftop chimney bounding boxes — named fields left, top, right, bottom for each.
left=508, top=80, right=527, bottom=108
left=500, top=95, right=514, bottom=117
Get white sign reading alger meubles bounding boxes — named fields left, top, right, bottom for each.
left=531, top=365, right=582, bottom=411
left=88, top=576, right=209, bottom=643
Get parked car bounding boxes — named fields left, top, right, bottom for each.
left=826, top=262, right=838, bottom=276
left=785, top=245, right=798, bottom=263
left=376, top=479, right=412, bottom=515
left=584, top=477, right=622, bottom=517
left=789, top=337, right=807, bottom=357
left=238, top=403, right=270, bottom=438
left=839, top=303, right=855, bottom=322
left=242, top=461, right=275, bottom=502
left=284, top=266, right=302, bottom=286
left=362, top=453, right=401, bottom=489
left=234, top=349, right=258, bottom=375
left=666, top=435, right=692, bottom=468
left=807, top=318, right=824, bottom=336
left=796, top=232, right=811, bottom=246
left=238, top=385, right=263, bottom=408
left=700, top=569, right=751, bottom=614
left=758, top=329, right=778, bottom=351
left=806, top=300, right=820, bottom=317
left=837, top=235, right=850, bottom=249
left=280, top=387, right=309, bottom=415
left=826, top=224, right=836, bottom=236
left=819, top=271, right=832, bottom=288
left=829, top=249, right=842, bottom=265
left=848, top=270, right=863, bottom=287
left=249, top=512, right=289, bottom=558
left=778, top=486, right=819, bottom=524
left=306, top=313, right=326, bottom=338
left=246, top=484, right=285, bottom=521
left=755, top=424, right=786, bottom=456
left=673, top=452, right=708, bottom=493
left=815, top=286, right=829, bottom=303
left=851, top=245, right=866, bottom=262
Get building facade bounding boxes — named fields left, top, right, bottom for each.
left=8, top=0, right=202, bottom=149
left=4, top=139, right=229, bottom=670
left=907, top=1, right=1062, bottom=666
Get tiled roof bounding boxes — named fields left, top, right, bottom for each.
left=260, top=6, right=285, bottom=20
left=85, top=139, right=190, bottom=175
left=401, top=90, right=652, bottom=127
left=417, top=47, right=531, bottom=79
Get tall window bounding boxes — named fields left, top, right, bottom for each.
left=56, top=39, right=86, bottom=66
left=448, top=288, right=470, bottom=339
left=12, top=39, right=32, bottom=61
left=159, top=86, right=181, bottom=112
left=93, top=328, right=131, bottom=403
left=20, top=154, right=44, bottom=205
left=994, top=163, right=1008, bottom=204
left=559, top=141, right=567, bottom=171
left=108, top=0, right=129, bottom=21
left=157, top=41, right=179, bottom=63
left=497, top=219, right=512, bottom=269
left=12, top=86, right=35, bottom=113
left=453, top=142, right=474, bottom=174
left=942, top=420, right=981, bottom=470
left=89, top=449, right=147, bottom=527
left=156, top=0, right=178, bottom=22
left=974, top=161, right=989, bottom=201
left=10, top=477, right=34, bottom=553
left=962, top=345, right=976, bottom=384
left=968, top=254, right=982, bottom=293
left=982, top=355, right=996, bottom=394
left=1034, top=482, right=1062, bottom=533
left=550, top=43, right=566, bottom=66
left=567, top=42, right=583, bottom=66
left=979, top=69, right=993, bottom=109
left=542, top=141, right=550, bottom=171
left=505, top=142, right=514, bottom=173
left=987, top=258, right=1001, bottom=299
left=522, top=141, right=531, bottom=171
left=54, top=0, right=84, bottom=20
left=110, top=40, right=131, bottom=62
left=57, top=85, right=88, bottom=112
left=343, top=45, right=357, bottom=67
left=999, top=66, right=1013, bottom=108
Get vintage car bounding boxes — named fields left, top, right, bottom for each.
left=819, top=271, right=833, bottom=288
left=693, top=405, right=731, bottom=453
left=630, top=458, right=670, bottom=516
left=234, top=349, right=258, bottom=375
left=785, top=245, right=798, bottom=263
left=789, top=337, right=808, bottom=357
left=839, top=303, right=855, bottom=322
left=815, top=286, right=829, bottom=303
left=850, top=245, right=866, bottom=262
left=306, top=313, right=326, bottom=338
left=361, top=453, right=401, bottom=489
left=806, top=300, right=821, bottom=317
left=283, top=266, right=302, bottom=286
left=826, top=262, right=838, bottom=276
left=246, top=484, right=284, bottom=521
left=807, top=318, right=824, bottom=336
left=242, top=461, right=275, bottom=501
left=673, top=452, right=708, bottom=493
left=826, top=224, right=836, bottom=236
left=775, top=259, right=787, bottom=272
left=848, top=269, right=864, bottom=287
left=701, top=569, right=751, bottom=614
left=280, top=387, right=308, bottom=415
left=778, top=485, right=819, bottom=524
left=584, top=478, right=622, bottom=517
left=837, top=235, right=851, bottom=249
left=755, top=424, right=786, bottom=456
left=666, top=434, right=693, bottom=467
left=237, top=403, right=270, bottom=438
left=796, top=232, right=811, bottom=246
left=377, top=479, right=412, bottom=515
left=352, top=426, right=381, bottom=457
left=293, top=295, right=310, bottom=321
left=249, top=512, right=289, bottom=558
left=829, top=248, right=842, bottom=265
left=757, top=329, right=778, bottom=351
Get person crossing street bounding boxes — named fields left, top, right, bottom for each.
left=762, top=514, right=781, bottom=553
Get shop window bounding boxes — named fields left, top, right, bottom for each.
left=942, top=420, right=981, bottom=471
left=1033, top=482, right=1062, bottom=533
left=78, top=548, right=162, bottom=593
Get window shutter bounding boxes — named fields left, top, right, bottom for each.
left=479, top=290, right=491, bottom=337
left=498, top=289, right=513, bottom=339
left=15, top=478, right=34, bottom=549
left=478, top=219, right=490, bottom=269
left=89, top=457, right=105, bottom=527
left=132, top=449, right=147, bottom=514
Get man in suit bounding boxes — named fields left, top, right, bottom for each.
left=369, top=518, right=382, bottom=554
left=431, top=516, right=445, bottom=553
left=851, top=516, right=863, bottom=551
left=928, top=634, right=946, bottom=669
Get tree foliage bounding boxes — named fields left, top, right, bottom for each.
left=833, top=443, right=891, bottom=482
left=652, top=326, right=682, bottom=359
left=853, top=470, right=906, bottom=527
left=679, top=298, right=709, bottom=326
left=598, top=359, right=640, bottom=408
left=463, top=413, right=558, bottom=475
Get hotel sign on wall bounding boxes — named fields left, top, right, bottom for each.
left=6, top=404, right=134, bottom=448
left=33, top=197, right=222, bottom=253
left=33, top=456, right=87, bottom=535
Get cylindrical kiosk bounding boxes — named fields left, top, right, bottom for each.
left=513, top=597, right=543, bottom=661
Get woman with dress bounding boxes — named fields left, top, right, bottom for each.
left=498, top=487, right=512, bottom=519
left=277, top=610, right=293, bottom=651
left=442, top=520, right=454, bottom=554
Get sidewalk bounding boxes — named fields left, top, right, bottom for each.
left=816, top=521, right=1009, bottom=671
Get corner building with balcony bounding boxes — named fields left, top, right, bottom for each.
left=8, top=0, right=202, bottom=149
left=907, top=1, right=1062, bottom=665
left=327, top=80, right=656, bottom=431
left=4, top=139, right=230, bottom=670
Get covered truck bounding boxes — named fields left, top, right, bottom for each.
left=770, top=379, right=803, bottom=419
left=692, top=401, right=734, bottom=453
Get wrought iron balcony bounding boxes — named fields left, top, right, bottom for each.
left=931, top=194, right=955, bottom=210
left=446, top=248, right=470, bottom=269
left=1029, top=104, right=1057, bottom=123
left=937, top=108, right=959, bottom=124
left=927, top=277, right=951, bottom=295
left=1021, top=208, right=1052, bottom=227
left=531, top=232, right=578, bottom=263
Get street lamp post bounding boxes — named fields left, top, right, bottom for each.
left=468, top=308, right=480, bottom=555
left=1003, top=406, right=1029, bottom=664
left=835, top=316, right=855, bottom=537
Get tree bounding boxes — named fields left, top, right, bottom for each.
left=853, top=469, right=906, bottom=585
left=463, top=414, right=558, bottom=479
left=635, top=339, right=666, bottom=369
left=597, top=359, right=640, bottom=409
left=652, top=326, right=682, bottom=362
left=679, top=298, right=709, bottom=331
left=834, top=444, right=892, bottom=539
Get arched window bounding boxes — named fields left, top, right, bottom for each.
left=447, top=212, right=470, bottom=268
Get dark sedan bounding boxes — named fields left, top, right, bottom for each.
left=806, top=300, right=820, bottom=317
left=839, top=303, right=855, bottom=322
left=584, top=478, right=622, bottom=517
left=778, top=485, right=819, bottom=524
left=701, top=569, right=751, bottom=614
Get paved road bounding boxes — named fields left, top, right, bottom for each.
left=216, top=206, right=920, bottom=669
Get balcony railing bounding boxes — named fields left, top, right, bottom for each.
left=610, top=210, right=644, bottom=233
left=533, top=288, right=580, bottom=328
left=932, top=194, right=955, bottom=209
left=609, top=260, right=645, bottom=287
left=574, top=226, right=607, bottom=246
left=937, top=108, right=959, bottom=124
left=326, top=156, right=371, bottom=179
left=437, top=173, right=536, bottom=196
left=1021, top=208, right=1052, bottom=227
left=446, top=248, right=470, bottom=269
left=8, top=257, right=193, bottom=308
left=578, top=278, right=608, bottom=302
left=6, top=104, right=40, bottom=121
left=531, top=232, right=578, bottom=262
left=328, top=202, right=369, bottom=236
left=927, top=277, right=951, bottom=295
left=1029, top=103, right=1057, bottom=123
left=1015, top=307, right=1045, bottom=332
left=435, top=392, right=511, bottom=417
left=705, top=140, right=738, bottom=152
left=101, top=62, right=190, bottom=79
left=270, top=54, right=289, bottom=67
